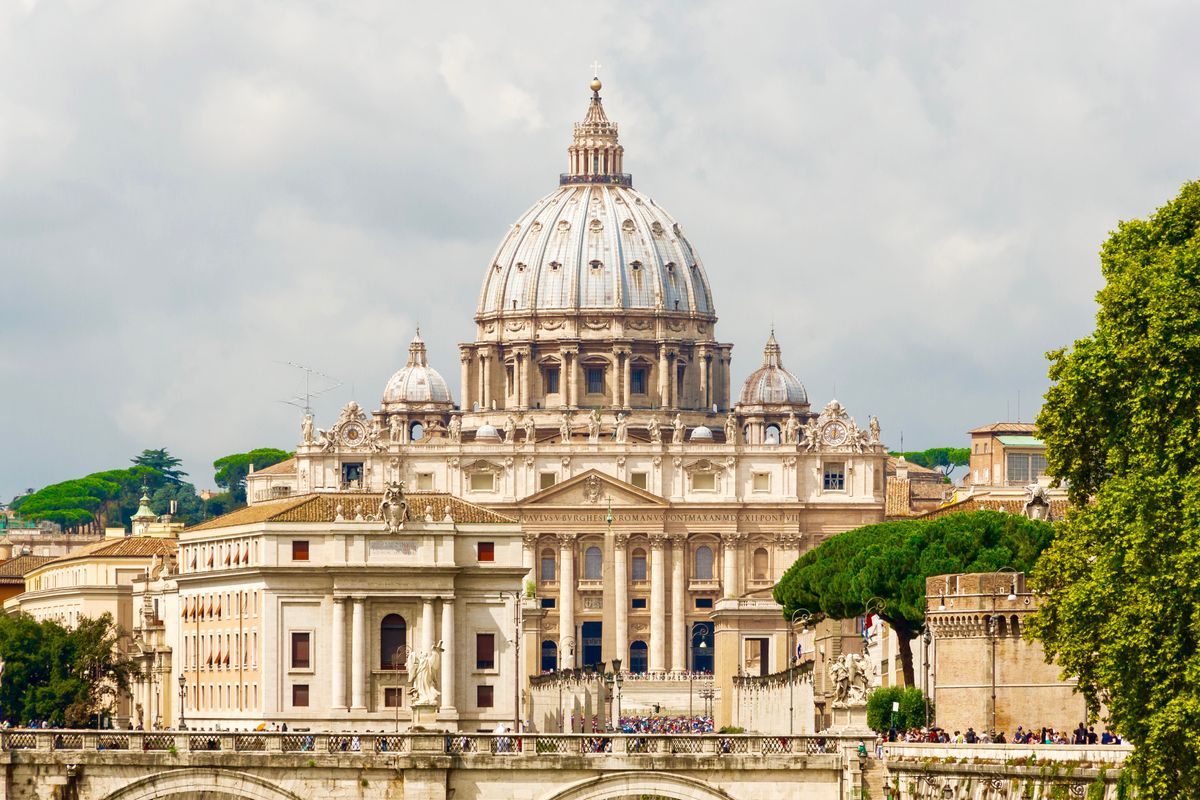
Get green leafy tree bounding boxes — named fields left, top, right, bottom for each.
left=774, top=510, right=1054, bottom=685
left=1028, top=180, right=1200, bottom=799
left=866, top=686, right=931, bottom=734
left=890, top=447, right=971, bottom=481
left=131, top=449, right=187, bottom=484
left=213, top=448, right=292, bottom=505
left=149, top=482, right=203, bottom=526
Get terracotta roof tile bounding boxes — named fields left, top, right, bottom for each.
left=188, top=492, right=515, bottom=532
left=885, top=477, right=912, bottom=518
left=39, top=537, right=178, bottom=569
left=0, top=555, right=55, bottom=582
left=967, top=422, right=1039, bottom=434
left=252, top=458, right=297, bottom=476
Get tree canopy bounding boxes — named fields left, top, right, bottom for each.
left=774, top=510, right=1054, bottom=685
left=0, top=613, right=133, bottom=727
left=866, top=686, right=930, bottom=735
left=1028, top=180, right=1200, bottom=799
left=890, top=447, right=970, bottom=481
left=131, top=448, right=187, bottom=484
left=213, top=448, right=292, bottom=504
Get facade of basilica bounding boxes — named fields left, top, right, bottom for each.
left=181, top=78, right=887, bottom=731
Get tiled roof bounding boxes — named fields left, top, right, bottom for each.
left=0, top=555, right=55, bottom=582
left=968, top=422, right=1039, bottom=434
left=40, top=537, right=178, bottom=568
left=918, top=496, right=1069, bottom=521
left=252, top=458, right=297, bottom=476
left=188, top=492, right=515, bottom=532
left=884, top=456, right=944, bottom=478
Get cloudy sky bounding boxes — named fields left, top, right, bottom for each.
left=2, top=1, right=1198, bottom=498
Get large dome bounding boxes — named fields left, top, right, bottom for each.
left=477, top=183, right=714, bottom=316
left=381, top=331, right=454, bottom=412
left=738, top=331, right=808, bottom=409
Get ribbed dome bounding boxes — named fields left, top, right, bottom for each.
left=738, top=331, right=808, bottom=408
left=689, top=425, right=714, bottom=441
left=381, top=331, right=454, bottom=412
left=476, top=82, right=715, bottom=319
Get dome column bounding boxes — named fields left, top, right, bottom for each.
left=658, top=345, right=670, bottom=409
left=460, top=350, right=473, bottom=412
left=611, top=353, right=622, bottom=408
left=699, top=348, right=711, bottom=410
left=479, top=350, right=493, bottom=410
left=620, top=349, right=632, bottom=409
left=562, top=346, right=579, bottom=408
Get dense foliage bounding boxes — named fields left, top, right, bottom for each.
left=0, top=614, right=133, bottom=727
left=1029, top=180, right=1200, bottom=799
left=774, top=511, right=1054, bottom=684
left=866, top=686, right=931, bottom=735
left=889, top=447, right=970, bottom=480
left=213, top=448, right=292, bottom=504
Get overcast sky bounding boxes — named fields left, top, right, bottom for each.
left=2, top=1, right=1198, bottom=498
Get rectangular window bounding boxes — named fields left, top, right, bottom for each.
left=341, top=462, right=363, bottom=486
left=631, top=598, right=647, bottom=610
left=692, top=473, right=716, bottom=492
left=823, top=462, right=846, bottom=491
left=506, top=365, right=515, bottom=395
left=539, top=472, right=557, bottom=491
left=630, top=367, right=647, bottom=395
left=586, top=367, right=604, bottom=395
left=290, top=632, right=311, bottom=669
left=540, top=597, right=556, bottom=609
left=630, top=472, right=648, bottom=490
left=470, top=472, right=495, bottom=492
left=1006, top=453, right=1048, bottom=485
left=477, top=685, right=494, bottom=708
left=752, top=472, right=770, bottom=492
left=384, top=687, right=404, bottom=708
left=545, top=367, right=560, bottom=394
left=291, top=540, right=309, bottom=561
left=477, top=542, right=495, bottom=562
left=416, top=472, right=434, bottom=491
left=292, top=684, right=309, bottom=707
left=695, top=598, right=714, bottom=609
left=476, top=632, right=495, bottom=670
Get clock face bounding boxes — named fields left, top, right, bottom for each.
left=822, top=422, right=848, bottom=446
left=341, top=421, right=367, bottom=446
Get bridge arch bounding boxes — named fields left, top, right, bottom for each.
left=539, top=771, right=739, bottom=800
left=97, top=767, right=303, bottom=800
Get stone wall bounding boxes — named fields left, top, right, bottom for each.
left=528, top=673, right=609, bottom=732
left=731, top=663, right=815, bottom=734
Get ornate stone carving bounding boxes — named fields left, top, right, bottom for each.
left=829, top=652, right=874, bottom=707
left=613, top=532, right=630, bottom=548
left=559, top=411, right=572, bottom=443
left=868, top=415, right=881, bottom=445
left=649, top=533, right=668, bottom=551
left=503, top=414, right=516, bottom=444
left=627, top=317, right=652, bottom=331
left=522, top=533, right=539, bottom=548
left=556, top=532, right=577, bottom=546
left=616, top=455, right=626, bottom=468
left=582, top=474, right=603, bottom=504
left=614, top=412, right=628, bottom=444
left=652, top=456, right=662, bottom=467
left=587, top=409, right=601, bottom=443
left=379, top=481, right=407, bottom=533
left=407, top=642, right=443, bottom=706
left=724, top=412, right=738, bottom=445
left=561, top=455, right=571, bottom=469
left=524, top=414, right=536, bottom=444
left=583, top=316, right=611, bottom=330
left=783, top=412, right=800, bottom=445
left=300, top=414, right=315, bottom=444
left=646, top=415, right=662, bottom=444
left=672, top=413, right=685, bottom=444
left=524, top=454, right=535, bottom=468
left=583, top=597, right=603, bottom=610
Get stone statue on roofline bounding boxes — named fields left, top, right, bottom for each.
left=407, top=641, right=443, bottom=706
left=301, top=413, right=315, bottom=444
left=672, top=413, right=685, bottom=444
left=646, top=415, right=662, bottom=444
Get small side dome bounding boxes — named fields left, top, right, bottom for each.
left=475, top=422, right=501, bottom=442
left=382, top=330, right=455, bottom=412
left=689, top=425, right=714, bottom=442
left=738, top=330, right=809, bottom=408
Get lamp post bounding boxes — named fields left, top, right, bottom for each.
left=610, top=657, right=623, bottom=729
left=689, top=623, right=711, bottom=722
left=394, top=645, right=405, bottom=732
left=787, top=608, right=812, bottom=736
left=987, top=567, right=1019, bottom=735
left=499, top=590, right=524, bottom=733
left=922, top=627, right=932, bottom=729
left=177, top=673, right=187, bottom=731
left=560, top=635, right=576, bottom=732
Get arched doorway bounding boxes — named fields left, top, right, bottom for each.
left=629, top=640, right=648, bottom=674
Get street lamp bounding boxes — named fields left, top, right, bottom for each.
left=987, top=567, right=1019, bottom=735
left=788, top=608, right=812, bottom=736
left=394, top=645, right=405, bottom=732
left=689, top=623, right=711, bottom=723
left=922, top=627, right=933, bottom=729
left=609, top=657, right=623, bottom=729
left=499, top=590, right=524, bottom=733
left=177, top=673, right=187, bottom=731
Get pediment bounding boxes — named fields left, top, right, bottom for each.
left=523, top=469, right=668, bottom=507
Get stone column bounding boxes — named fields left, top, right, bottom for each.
left=614, top=534, right=629, bottom=666
left=460, top=350, right=473, bottom=412
left=558, top=533, right=576, bottom=669
left=670, top=534, right=687, bottom=672
left=722, top=534, right=739, bottom=600
left=611, top=354, right=622, bottom=408
left=350, top=598, right=366, bottom=710
left=699, top=352, right=710, bottom=410
left=566, top=351, right=579, bottom=408
left=422, top=598, right=435, bottom=652
left=649, top=534, right=667, bottom=673
left=481, top=352, right=492, bottom=410
left=517, top=350, right=529, bottom=409
left=658, top=346, right=669, bottom=409
left=331, top=597, right=346, bottom=710
left=622, top=352, right=632, bottom=408
left=440, top=598, right=456, bottom=713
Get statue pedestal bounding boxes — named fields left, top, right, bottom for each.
left=410, top=702, right=438, bottom=729
left=825, top=701, right=871, bottom=734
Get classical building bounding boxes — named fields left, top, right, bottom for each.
left=243, top=77, right=888, bottom=728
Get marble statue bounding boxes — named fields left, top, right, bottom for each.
left=503, top=414, right=516, bottom=444
left=559, top=411, right=572, bottom=442
left=407, top=641, right=443, bottom=706
left=523, top=414, right=536, bottom=444
left=300, top=413, right=314, bottom=444
left=379, top=481, right=407, bottom=533
left=783, top=412, right=800, bottom=445
left=868, top=415, right=881, bottom=445
left=672, top=413, right=685, bottom=444
left=724, top=412, right=738, bottom=445
left=389, top=415, right=404, bottom=443
left=647, top=415, right=662, bottom=444
left=447, top=415, right=461, bottom=443
left=830, top=653, right=874, bottom=706
left=614, top=412, right=628, bottom=444
left=801, top=420, right=821, bottom=452
left=587, top=409, right=601, bottom=443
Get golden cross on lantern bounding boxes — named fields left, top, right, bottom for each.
left=590, top=60, right=602, bottom=78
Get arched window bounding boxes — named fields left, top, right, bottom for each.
left=694, top=546, right=714, bottom=580
left=995, top=615, right=1008, bottom=638
left=410, top=421, right=424, bottom=442
left=541, top=640, right=558, bottom=673
left=584, top=546, right=602, bottom=580
left=631, top=548, right=647, bottom=581
left=380, top=614, right=407, bottom=669
left=540, top=549, right=556, bottom=582
left=1010, top=615, right=1021, bottom=638
left=629, top=641, right=648, bottom=674
left=765, top=424, right=781, bottom=444
left=691, top=622, right=714, bottom=673
left=752, top=547, right=769, bottom=581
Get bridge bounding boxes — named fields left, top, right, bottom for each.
left=0, top=730, right=880, bottom=800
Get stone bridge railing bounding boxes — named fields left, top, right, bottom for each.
left=1, top=729, right=858, bottom=758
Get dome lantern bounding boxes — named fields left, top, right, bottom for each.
left=381, top=329, right=455, bottom=412
left=563, top=76, right=628, bottom=187
left=737, top=329, right=809, bottom=410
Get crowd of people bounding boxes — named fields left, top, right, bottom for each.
left=895, top=723, right=1124, bottom=745
left=617, top=715, right=714, bottom=734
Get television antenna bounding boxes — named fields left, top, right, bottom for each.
left=276, top=362, right=342, bottom=416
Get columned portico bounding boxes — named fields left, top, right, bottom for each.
left=440, top=598, right=456, bottom=714
left=670, top=534, right=687, bottom=672
left=722, top=534, right=739, bottom=599
left=649, top=534, right=667, bottom=673
left=331, top=597, right=347, bottom=711
left=350, top=597, right=367, bottom=711
left=614, top=533, right=629, bottom=664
